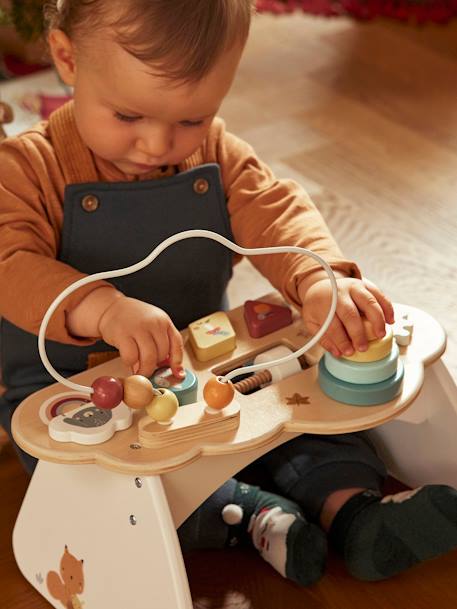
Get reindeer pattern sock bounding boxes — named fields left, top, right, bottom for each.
left=222, top=481, right=327, bottom=587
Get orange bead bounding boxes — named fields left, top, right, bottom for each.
left=123, top=375, right=155, bottom=409
left=203, top=376, right=235, bottom=411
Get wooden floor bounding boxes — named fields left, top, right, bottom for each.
left=225, top=13, right=457, bottom=385
left=2, top=12, right=457, bottom=609
left=2, top=437, right=457, bottom=609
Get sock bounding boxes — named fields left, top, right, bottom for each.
left=221, top=481, right=327, bottom=587
left=329, top=485, right=457, bottom=581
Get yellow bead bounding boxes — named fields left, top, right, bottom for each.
left=203, top=377, right=235, bottom=411
left=123, top=375, right=155, bottom=409
left=145, top=388, right=179, bottom=423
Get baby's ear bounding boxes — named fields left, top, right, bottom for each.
left=48, top=28, right=77, bottom=87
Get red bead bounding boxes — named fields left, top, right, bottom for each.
left=91, top=376, right=124, bottom=409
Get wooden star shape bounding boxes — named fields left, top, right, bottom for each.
left=286, top=393, right=310, bottom=406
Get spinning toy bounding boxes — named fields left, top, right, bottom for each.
left=151, top=366, right=198, bottom=406
left=11, top=230, right=449, bottom=609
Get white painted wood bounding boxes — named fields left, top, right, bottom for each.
left=13, top=460, right=192, bottom=609
left=368, top=359, right=457, bottom=488
left=47, top=400, right=133, bottom=445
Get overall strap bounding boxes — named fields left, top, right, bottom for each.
left=48, top=100, right=99, bottom=184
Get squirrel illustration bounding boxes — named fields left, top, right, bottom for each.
left=47, top=545, right=85, bottom=609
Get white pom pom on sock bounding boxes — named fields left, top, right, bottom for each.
left=222, top=504, right=244, bottom=525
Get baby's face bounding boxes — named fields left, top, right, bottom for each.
left=55, top=35, right=243, bottom=175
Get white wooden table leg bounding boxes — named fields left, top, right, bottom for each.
left=13, top=460, right=193, bottom=609
left=369, top=361, right=457, bottom=488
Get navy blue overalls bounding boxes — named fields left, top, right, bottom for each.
left=0, top=104, right=386, bottom=550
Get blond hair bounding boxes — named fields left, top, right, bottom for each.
left=45, top=0, right=253, bottom=81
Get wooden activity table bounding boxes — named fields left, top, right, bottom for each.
left=12, top=294, right=446, bottom=609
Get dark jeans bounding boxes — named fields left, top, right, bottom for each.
left=178, top=432, right=387, bottom=550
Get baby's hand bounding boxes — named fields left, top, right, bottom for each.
left=298, top=275, right=395, bottom=358
left=98, top=296, right=184, bottom=377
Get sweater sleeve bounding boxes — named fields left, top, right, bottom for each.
left=212, top=120, right=362, bottom=307
left=0, top=136, right=113, bottom=344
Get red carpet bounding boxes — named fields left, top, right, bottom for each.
left=256, top=0, right=457, bottom=23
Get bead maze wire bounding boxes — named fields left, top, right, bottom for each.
left=38, top=230, right=338, bottom=394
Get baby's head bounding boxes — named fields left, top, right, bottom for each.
left=46, top=0, right=252, bottom=174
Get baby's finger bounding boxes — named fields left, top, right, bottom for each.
left=168, top=326, right=185, bottom=378
left=135, top=333, right=158, bottom=377
left=364, top=281, right=395, bottom=325
left=118, top=337, right=140, bottom=373
left=320, top=336, right=342, bottom=358
left=335, top=297, right=368, bottom=352
left=350, top=285, right=386, bottom=339
left=307, top=318, right=346, bottom=358
left=324, top=314, right=356, bottom=356
left=153, top=326, right=171, bottom=367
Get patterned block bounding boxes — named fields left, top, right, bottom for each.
left=188, top=311, right=236, bottom=362
left=324, top=343, right=399, bottom=385
left=318, top=356, right=404, bottom=406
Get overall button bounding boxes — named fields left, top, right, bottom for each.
left=193, top=178, right=209, bottom=195
left=81, top=194, right=100, bottom=212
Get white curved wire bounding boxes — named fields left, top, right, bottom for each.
left=38, top=229, right=338, bottom=393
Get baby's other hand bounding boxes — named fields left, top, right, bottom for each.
left=298, top=275, right=395, bottom=358
left=98, top=296, right=184, bottom=377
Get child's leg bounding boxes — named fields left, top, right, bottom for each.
left=325, top=484, right=457, bottom=581
left=178, top=477, right=327, bottom=587
left=177, top=479, right=238, bottom=551
left=258, top=433, right=457, bottom=581
left=258, top=432, right=387, bottom=522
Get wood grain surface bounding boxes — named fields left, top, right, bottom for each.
left=224, top=14, right=457, bottom=386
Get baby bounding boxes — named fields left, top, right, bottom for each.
left=0, top=0, right=456, bottom=588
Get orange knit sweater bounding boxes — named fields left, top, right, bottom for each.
left=0, top=101, right=360, bottom=346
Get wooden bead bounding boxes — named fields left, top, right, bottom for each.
left=91, top=376, right=123, bottom=409
left=203, top=376, right=235, bottom=411
left=145, top=388, right=179, bottom=424
left=123, top=375, right=155, bottom=409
